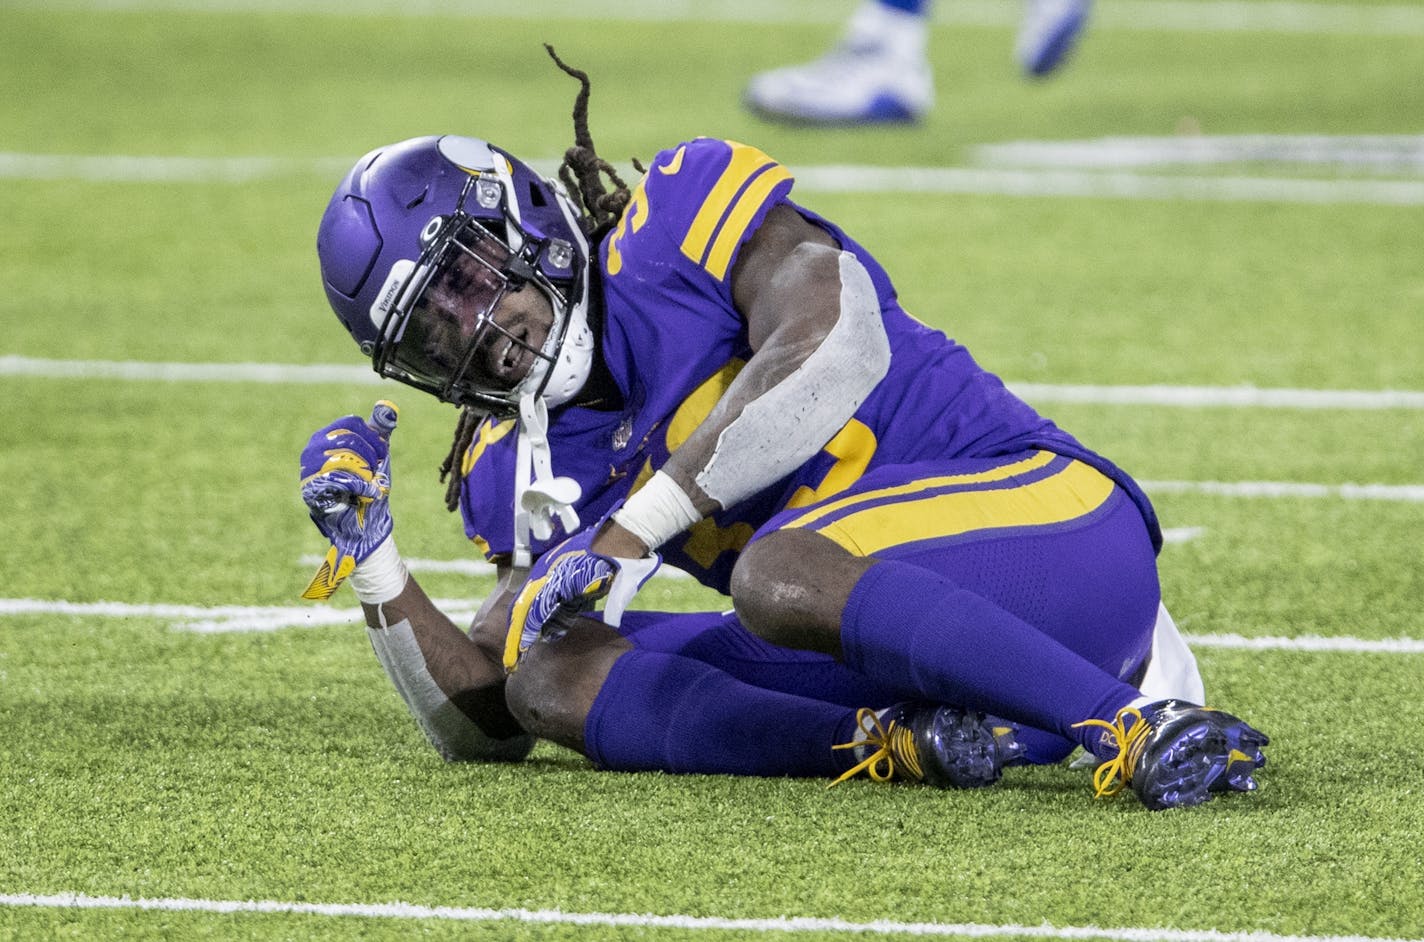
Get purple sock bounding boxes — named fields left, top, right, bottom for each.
left=840, top=561, right=1139, bottom=753
left=584, top=649, right=861, bottom=777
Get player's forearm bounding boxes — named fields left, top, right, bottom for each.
left=361, top=576, right=498, bottom=693
left=663, top=314, right=831, bottom=511
left=593, top=344, right=812, bottom=557
left=359, top=567, right=533, bottom=763
left=606, top=249, right=889, bottom=557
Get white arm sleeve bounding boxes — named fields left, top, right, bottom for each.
left=694, top=251, right=890, bottom=509
left=366, top=616, right=535, bottom=763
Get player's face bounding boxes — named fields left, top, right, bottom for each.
left=405, top=228, right=555, bottom=396
left=476, top=280, right=554, bottom=389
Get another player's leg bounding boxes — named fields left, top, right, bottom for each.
left=1016, top=0, right=1093, bottom=77
left=743, top=0, right=934, bottom=125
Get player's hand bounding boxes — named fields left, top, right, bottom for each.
left=504, top=521, right=660, bottom=671
left=299, top=400, right=399, bottom=600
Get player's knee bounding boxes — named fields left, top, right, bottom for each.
left=504, top=614, right=628, bottom=752
left=730, top=531, right=780, bottom=636
left=730, top=529, right=869, bottom=655
left=504, top=645, right=585, bottom=748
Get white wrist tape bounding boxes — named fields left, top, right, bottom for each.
left=350, top=536, right=409, bottom=605
left=694, top=251, right=890, bottom=509
left=612, top=470, right=701, bottom=550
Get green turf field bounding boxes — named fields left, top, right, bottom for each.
left=2, top=1, right=1422, bottom=939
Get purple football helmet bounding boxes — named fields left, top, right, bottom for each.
left=317, top=135, right=595, bottom=417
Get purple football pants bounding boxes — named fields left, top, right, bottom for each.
left=585, top=452, right=1158, bottom=775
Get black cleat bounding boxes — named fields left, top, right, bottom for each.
left=1076, top=699, right=1269, bottom=810
left=832, top=704, right=1025, bottom=788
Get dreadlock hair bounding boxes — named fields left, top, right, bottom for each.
left=544, top=44, right=644, bottom=240
left=438, top=406, right=487, bottom=511
left=439, top=45, right=642, bottom=514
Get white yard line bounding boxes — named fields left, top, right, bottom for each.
left=4, top=154, right=1423, bottom=204
left=0, top=153, right=353, bottom=183
left=0, top=597, right=476, bottom=634
left=4, top=357, right=1422, bottom=412
left=793, top=166, right=1424, bottom=205
left=12, top=0, right=1424, bottom=36
left=975, top=135, right=1424, bottom=172
left=0, top=892, right=1420, bottom=942
left=298, top=553, right=690, bottom=579
left=1009, top=383, right=1424, bottom=411
left=1184, top=633, right=1424, bottom=654
left=4, top=597, right=1422, bottom=650
left=1162, top=527, right=1206, bottom=544
left=1142, top=480, right=1424, bottom=502
left=0, top=355, right=386, bottom=385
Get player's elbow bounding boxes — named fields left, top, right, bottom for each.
left=420, top=713, right=536, bottom=764
left=411, top=698, right=535, bottom=763
left=773, top=248, right=890, bottom=390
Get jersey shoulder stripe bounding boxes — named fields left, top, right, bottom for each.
left=673, top=139, right=793, bottom=281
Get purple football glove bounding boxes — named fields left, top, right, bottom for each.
left=504, top=514, right=660, bottom=671
left=299, top=400, right=399, bottom=600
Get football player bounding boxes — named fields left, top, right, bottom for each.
left=743, top=0, right=1094, bottom=125
left=301, top=52, right=1267, bottom=809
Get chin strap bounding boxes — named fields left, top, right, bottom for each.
left=513, top=392, right=582, bottom=569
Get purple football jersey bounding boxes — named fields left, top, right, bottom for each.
left=460, top=138, right=1158, bottom=590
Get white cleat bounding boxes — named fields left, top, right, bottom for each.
left=744, top=2, right=933, bottom=125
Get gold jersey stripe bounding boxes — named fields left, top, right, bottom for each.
left=783, top=450, right=1059, bottom=531
left=705, top=163, right=793, bottom=280
left=679, top=142, right=788, bottom=279
left=461, top=417, right=516, bottom=477
left=799, top=457, right=1117, bottom=557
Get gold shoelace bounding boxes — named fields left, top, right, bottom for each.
left=829, top=707, right=923, bottom=787
left=1073, top=705, right=1154, bottom=798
